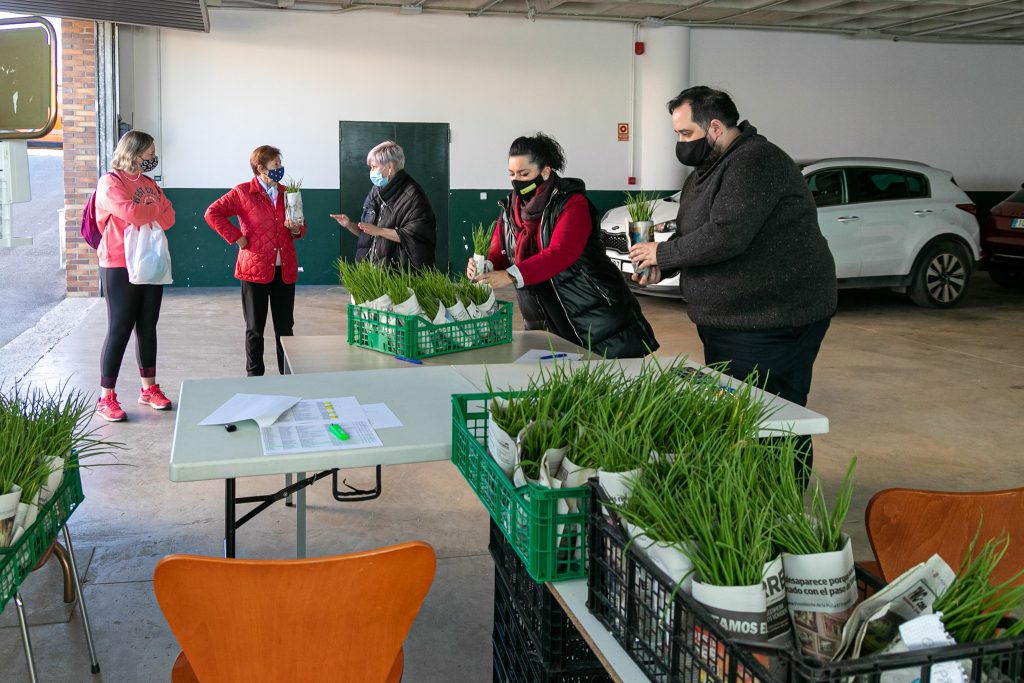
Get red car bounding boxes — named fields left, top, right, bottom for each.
left=982, top=184, right=1024, bottom=287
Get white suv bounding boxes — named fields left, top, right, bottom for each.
left=600, top=158, right=981, bottom=308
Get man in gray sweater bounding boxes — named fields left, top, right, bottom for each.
left=629, top=86, right=836, bottom=474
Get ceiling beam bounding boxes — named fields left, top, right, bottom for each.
left=877, top=0, right=1021, bottom=31
left=902, top=8, right=1024, bottom=37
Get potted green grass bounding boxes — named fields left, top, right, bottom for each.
left=931, top=529, right=1024, bottom=643
left=775, top=449, right=859, bottom=658
left=469, top=222, right=493, bottom=277
left=284, top=176, right=304, bottom=225
left=624, top=190, right=657, bottom=276
left=685, top=438, right=793, bottom=656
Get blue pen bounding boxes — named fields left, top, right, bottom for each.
left=540, top=353, right=568, bottom=360
left=394, top=355, right=423, bottom=365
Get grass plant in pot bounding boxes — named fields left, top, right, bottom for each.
left=608, top=454, right=698, bottom=592
left=684, top=438, right=794, bottom=661
left=484, top=376, right=535, bottom=480
left=624, top=190, right=657, bottom=277
left=774, top=447, right=859, bottom=659
left=284, top=176, right=304, bottom=225
left=469, top=222, right=492, bottom=278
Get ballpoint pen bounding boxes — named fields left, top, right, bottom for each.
left=394, top=355, right=423, bottom=365
left=539, top=353, right=568, bottom=360
left=329, top=423, right=350, bottom=441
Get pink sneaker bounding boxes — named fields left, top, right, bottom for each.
left=96, top=392, right=127, bottom=422
left=139, top=384, right=173, bottom=410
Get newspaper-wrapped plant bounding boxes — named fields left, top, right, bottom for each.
left=283, top=176, right=304, bottom=224
left=932, top=529, right=1024, bottom=643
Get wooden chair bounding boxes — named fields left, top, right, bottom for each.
left=865, top=486, right=1024, bottom=586
left=153, top=541, right=436, bottom=683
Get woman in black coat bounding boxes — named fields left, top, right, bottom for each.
left=331, top=140, right=436, bottom=269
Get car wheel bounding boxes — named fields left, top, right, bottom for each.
left=988, top=262, right=1024, bottom=288
left=908, top=240, right=972, bottom=308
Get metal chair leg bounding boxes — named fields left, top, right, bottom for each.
left=62, top=526, right=100, bottom=674
left=15, top=591, right=39, bottom=683
left=285, top=473, right=294, bottom=507
left=50, top=542, right=76, bottom=603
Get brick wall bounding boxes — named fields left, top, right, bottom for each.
left=62, top=20, right=99, bottom=297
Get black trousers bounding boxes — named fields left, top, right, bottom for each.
left=100, top=266, right=164, bottom=389
left=697, top=317, right=831, bottom=482
left=240, top=267, right=295, bottom=376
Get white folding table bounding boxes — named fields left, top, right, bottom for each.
left=169, top=365, right=478, bottom=557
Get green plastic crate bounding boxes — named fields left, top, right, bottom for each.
left=0, top=463, right=84, bottom=614
left=451, top=392, right=589, bottom=583
left=346, top=300, right=513, bottom=360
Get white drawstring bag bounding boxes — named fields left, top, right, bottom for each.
left=124, top=222, right=173, bottom=285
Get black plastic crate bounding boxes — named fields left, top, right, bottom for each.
left=489, top=520, right=605, bottom=672
left=586, top=480, right=779, bottom=683
left=492, top=607, right=613, bottom=683
left=586, top=480, right=1024, bottom=683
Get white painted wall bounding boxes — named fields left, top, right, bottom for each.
left=689, top=29, right=1024, bottom=191
left=150, top=10, right=670, bottom=190
left=124, top=9, right=1024, bottom=192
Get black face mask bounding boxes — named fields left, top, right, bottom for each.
left=675, top=135, right=716, bottom=167
left=512, top=175, right=544, bottom=200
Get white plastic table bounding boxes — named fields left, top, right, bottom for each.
left=169, top=366, right=478, bottom=557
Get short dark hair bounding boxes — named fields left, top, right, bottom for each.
left=667, top=86, right=740, bottom=130
left=508, top=132, right=566, bottom=172
left=250, top=144, right=282, bottom=175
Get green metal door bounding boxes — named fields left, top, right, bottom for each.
left=338, top=121, right=450, bottom=270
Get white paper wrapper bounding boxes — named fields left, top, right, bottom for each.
left=836, top=554, right=954, bottom=662
left=13, top=489, right=40, bottom=531
left=648, top=540, right=696, bottom=594
left=0, top=484, right=22, bottom=547
left=285, top=190, right=304, bottom=223
left=38, top=454, right=66, bottom=505
left=473, top=253, right=486, bottom=274
left=474, top=289, right=499, bottom=318
left=692, top=556, right=793, bottom=649
left=446, top=300, right=476, bottom=348
left=486, top=398, right=519, bottom=479
left=392, top=288, right=425, bottom=317
left=782, top=535, right=857, bottom=659
left=597, top=467, right=641, bottom=507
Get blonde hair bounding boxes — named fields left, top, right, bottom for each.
left=112, top=130, right=155, bottom=172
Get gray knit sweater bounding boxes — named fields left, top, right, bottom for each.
left=656, top=122, right=837, bottom=330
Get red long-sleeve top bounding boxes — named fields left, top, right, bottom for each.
left=487, top=193, right=591, bottom=287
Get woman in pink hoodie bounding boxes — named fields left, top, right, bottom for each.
left=94, top=130, right=176, bottom=422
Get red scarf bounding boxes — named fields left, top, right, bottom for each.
left=512, top=178, right=555, bottom=263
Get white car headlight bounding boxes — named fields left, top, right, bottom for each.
left=654, top=220, right=676, bottom=233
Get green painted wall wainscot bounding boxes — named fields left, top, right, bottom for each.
left=162, top=188, right=669, bottom=287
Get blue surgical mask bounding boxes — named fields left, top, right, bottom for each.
left=370, top=169, right=389, bottom=188
left=267, top=167, right=285, bottom=183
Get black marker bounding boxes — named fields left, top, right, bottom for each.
left=224, top=424, right=237, bottom=433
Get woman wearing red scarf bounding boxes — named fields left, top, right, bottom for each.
left=470, top=133, right=658, bottom=358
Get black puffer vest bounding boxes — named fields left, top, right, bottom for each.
left=498, top=177, right=658, bottom=359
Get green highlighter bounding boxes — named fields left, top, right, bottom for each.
left=329, top=423, right=349, bottom=441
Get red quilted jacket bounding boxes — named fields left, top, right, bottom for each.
left=205, top=178, right=307, bottom=284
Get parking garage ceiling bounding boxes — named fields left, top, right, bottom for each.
left=1, top=0, right=1022, bottom=42
left=211, top=0, right=1024, bottom=43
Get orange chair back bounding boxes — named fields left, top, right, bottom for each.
left=865, top=486, right=1024, bottom=586
left=153, top=541, right=436, bottom=683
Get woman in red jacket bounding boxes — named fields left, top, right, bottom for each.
left=205, top=145, right=307, bottom=376
left=94, top=130, right=176, bottom=422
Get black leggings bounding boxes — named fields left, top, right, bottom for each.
left=100, top=266, right=164, bottom=389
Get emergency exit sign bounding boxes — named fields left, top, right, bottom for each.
left=617, top=123, right=630, bottom=141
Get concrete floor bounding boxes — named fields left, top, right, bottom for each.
left=1, top=276, right=1023, bottom=682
